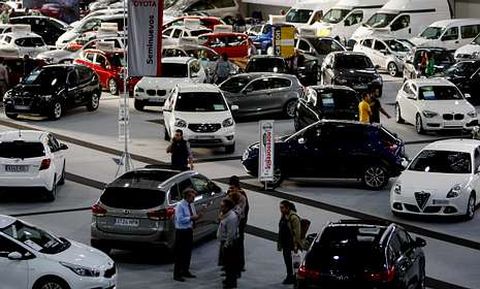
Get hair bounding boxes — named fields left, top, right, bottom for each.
left=222, top=198, right=235, bottom=210
left=182, top=188, right=196, bottom=199
left=229, top=175, right=240, bottom=188
left=362, top=91, right=370, bottom=99
left=280, top=200, right=297, bottom=212
left=222, top=53, right=228, bottom=61
left=175, top=129, right=183, bottom=136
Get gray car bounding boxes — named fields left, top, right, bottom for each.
left=219, top=73, right=304, bottom=118
left=90, top=167, right=225, bottom=253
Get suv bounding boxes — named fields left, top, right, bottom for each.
left=241, top=120, right=405, bottom=189
left=0, top=130, right=68, bottom=201
left=245, top=55, right=289, bottom=73
left=297, top=220, right=426, bottom=289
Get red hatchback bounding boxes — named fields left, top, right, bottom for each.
left=198, top=32, right=250, bottom=58
left=74, top=49, right=139, bottom=95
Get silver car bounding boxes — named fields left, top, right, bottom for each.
left=219, top=73, right=304, bottom=118
left=90, top=167, right=225, bottom=253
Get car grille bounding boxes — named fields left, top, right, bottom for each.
left=104, top=264, right=116, bottom=278
left=443, top=113, right=464, bottom=121
left=188, top=123, right=221, bottom=133
left=404, top=204, right=420, bottom=212
left=414, top=191, right=431, bottom=210
left=146, top=89, right=167, bottom=96
left=423, top=206, right=442, bottom=213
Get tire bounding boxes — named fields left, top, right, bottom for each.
left=395, top=103, right=404, bottom=124
left=58, top=162, right=66, bottom=185
left=225, top=142, right=235, bottom=154
left=415, top=114, right=425, bottom=135
left=108, top=78, right=119, bottom=95
left=45, top=176, right=57, bottom=202
left=86, top=91, right=100, bottom=111
left=388, top=62, right=399, bottom=77
left=91, top=239, right=111, bottom=255
left=284, top=99, right=297, bottom=118
left=465, top=193, right=476, bottom=220
left=164, top=126, right=170, bottom=141
left=134, top=99, right=145, bottom=111
left=5, top=112, right=18, bottom=119
left=33, top=277, right=70, bottom=289
left=362, top=164, right=389, bottom=190
left=49, top=101, right=63, bottom=120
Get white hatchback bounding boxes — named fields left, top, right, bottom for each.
left=391, top=139, right=480, bottom=220
left=163, top=83, right=236, bottom=153
left=395, top=78, right=478, bottom=134
left=0, top=215, right=117, bottom=289
left=0, top=130, right=67, bottom=201
left=0, top=31, right=48, bottom=58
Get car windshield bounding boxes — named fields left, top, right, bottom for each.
left=175, top=92, right=227, bottom=112
left=162, top=63, right=188, bottom=77
left=314, top=89, right=358, bottom=110
left=335, top=55, right=373, bottom=69
left=384, top=40, right=410, bottom=52
left=472, top=34, right=480, bottom=45
left=409, top=150, right=471, bottom=174
left=22, top=68, right=66, bottom=86
left=246, top=58, right=286, bottom=73
left=0, top=141, right=45, bottom=158
left=322, top=9, right=350, bottom=24
left=220, top=76, right=252, bottom=93
left=190, top=29, right=210, bottom=36
left=108, top=53, right=125, bottom=67
left=309, top=38, right=345, bottom=54
left=286, top=9, right=313, bottom=24
left=418, top=86, right=463, bottom=100
left=365, top=13, right=397, bottom=28
left=1, top=221, right=70, bottom=254
left=420, top=27, right=445, bottom=40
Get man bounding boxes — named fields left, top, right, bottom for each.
left=218, top=198, right=239, bottom=289
left=166, top=129, right=193, bottom=171
left=370, top=94, right=391, bottom=123
left=214, top=53, right=233, bottom=84
left=358, top=92, right=372, bottom=124
left=0, top=58, right=9, bottom=97
left=173, top=188, right=203, bottom=282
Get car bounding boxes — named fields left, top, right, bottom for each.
left=74, top=48, right=139, bottom=95
left=296, top=36, right=346, bottom=65
left=455, top=32, right=480, bottom=61
left=164, top=0, right=240, bottom=23
left=402, top=47, right=455, bottom=81
left=296, top=220, right=426, bottom=289
left=3, top=64, right=102, bottom=120
left=391, top=139, right=480, bottom=220
left=294, top=85, right=359, bottom=131
left=395, top=79, right=478, bottom=134
left=69, top=8, right=124, bottom=28
left=88, top=0, right=124, bottom=12
left=440, top=60, right=480, bottom=104
left=9, top=16, right=70, bottom=47
left=353, top=37, right=412, bottom=77
left=0, top=215, right=117, bottom=289
left=321, top=51, right=383, bottom=97
left=162, top=15, right=225, bottom=31
left=134, top=57, right=206, bottom=111
left=163, top=83, right=236, bottom=152
left=0, top=29, right=48, bottom=58
left=245, top=55, right=289, bottom=74
left=0, top=130, right=67, bottom=201
left=247, top=23, right=272, bottom=54
left=241, top=120, right=406, bottom=189
left=198, top=32, right=251, bottom=58
left=162, top=25, right=212, bottom=41
left=90, top=167, right=225, bottom=253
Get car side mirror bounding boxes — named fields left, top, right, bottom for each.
left=401, top=158, right=409, bottom=169
left=298, top=137, right=305, bottom=145
left=465, top=93, right=471, bottom=99
left=60, top=143, right=68, bottom=150
left=230, top=104, right=239, bottom=111
left=7, top=251, right=23, bottom=260
left=243, top=87, right=253, bottom=94
left=414, top=237, right=426, bottom=248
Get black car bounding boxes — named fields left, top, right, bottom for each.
left=3, top=64, right=101, bottom=120
left=297, top=220, right=426, bottom=289
left=241, top=120, right=405, bottom=189
left=321, top=52, right=383, bottom=97
left=245, top=55, right=289, bottom=73
left=402, top=47, right=455, bottom=81
left=10, top=16, right=70, bottom=46
left=294, top=85, right=359, bottom=131
left=441, top=60, right=480, bottom=104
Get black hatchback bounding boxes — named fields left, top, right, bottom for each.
left=441, top=60, right=480, bottom=104
left=241, top=120, right=405, bottom=189
left=297, top=220, right=426, bottom=289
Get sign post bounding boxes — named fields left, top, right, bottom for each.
left=259, top=120, right=275, bottom=190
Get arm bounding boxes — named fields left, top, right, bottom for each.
left=290, top=215, right=302, bottom=251
left=186, top=142, right=194, bottom=169
left=224, top=215, right=237, bottom=247
left=380, top=105, right=391, bottom=118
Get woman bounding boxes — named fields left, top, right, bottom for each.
left=218, top=198, right=240, bottom=289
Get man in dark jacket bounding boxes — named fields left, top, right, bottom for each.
left=167, top=129, right=193, bottom=171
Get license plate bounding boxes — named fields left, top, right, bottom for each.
left=14, top=105, right=30, bottom=110
left=353, top=85, right=368, bottom=90
left=195, top=135, right=214, bottom=139
left=5, top=165, right=28, bottom=172
left=433, top=199, right=449, bottom=205
left=114, top=218, right=139, bottom=227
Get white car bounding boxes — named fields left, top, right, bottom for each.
left=134, top=57, right=206, bottom=111
left=391, top=139, right=480, bottom=220
left=163, top=83, right=236, bottom=153
left=395, top=79, right=478, bottom=134
left=162, top=25, right=212, bottom=40
left=455, top=33, right=480, bottom=61
left=0, top=31, right=48, bottom=58
left=0, top=130, right=67, bottom=201
left=0, top=215, right=117, bottom=289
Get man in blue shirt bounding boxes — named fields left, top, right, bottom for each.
left=173, top=188, right=203, bottom=282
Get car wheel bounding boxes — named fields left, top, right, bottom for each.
left=225, top=142, right=235, bottom=154
left=45, top=176, right=57, bottom=202
left=58, top=161, right=66, bottom=185
left=164, top=126, right=170, bottom=141
left=388, top=62, right=398, bottom=77
left=5, top=112, right=18, bottom=119
left=362, top=164, right=389, bottom=190
left=284, top=99, right=297, bottom=118
left=33, top=277, right=70, bottom=289
left=86, top=92, right=100, bottom=111
left=395, top=103, right=404, bottom=124
left=49, top=101, right=63, bottom=120
left=267, top=168, right=283, bottom=189
left=91, top=239, right=111, bottom=255
left=415, top=114, right=425, bottom=135
left=108, top=78, right=119, bottom=95
left=134, top=99, right=145, bottom=111
left=465, top=193, right=476, bottom=220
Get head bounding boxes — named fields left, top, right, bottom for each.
left=183, top=188, right=197, bottom=203
left=23, top=55, right=30, bottom=61
left=173, top=129, right=183, bottom=142
left=221, top=198, right=235, bottom=214
left=228, top=175, right=240, bottom=190
left=280, top=9, right=286, bottom=15
left=362, top=91, right=372, bottom=102
left=222, top=53, right=228, bottom=61
left=280, top=200, right=291, bottom=215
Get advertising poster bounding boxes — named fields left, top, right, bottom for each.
left=259, top=120, right=275, bottom=183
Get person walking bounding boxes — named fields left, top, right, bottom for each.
left=166, top=129, right=194, bottom=171
left=358, top=92, right=372, bottom=123
left=0, top=58, right=9, bottom=97
left=173, top=188, right=203, bottom=282
left=215, top=53, right=233, bottom=84
left=370, top=94, right=391, bottom=123
left=278, top=200, right=302, bottom=285
left=218, top=198, right=240, bottom=289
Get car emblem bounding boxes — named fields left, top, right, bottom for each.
left=123, top=209, right=130, bottom=215
left=414, top=191, right=431, bottom=211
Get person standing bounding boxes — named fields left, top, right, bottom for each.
left=0, top=58, right=9, bottom=97
left=215, top=53, right=233, bottom=84
left=425, top=52, right=435, bottom=77
left=358, top=92, right=372, bottom=123
left=218, top=198, right=240, bottom=289
left=370, top=94, right=391, bottom=123
left=166, top=129, right=194, bottom=171
left=278, top=200, right=302, bottom=285
left=0, top=8, right=9, bottom=24
left=23, top=55, right=35, bottom=78
left=173, top=188, right=203, bottom=282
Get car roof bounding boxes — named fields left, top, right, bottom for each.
left=407, top=78, right=455, bottom=87
left=162, top=56, right=195, bottom=64
left=0, top=130, right=48, bottom=143
left=309, top=84, right=357, bottom=92
left=415, top=46, right=448, bottom=52
left=0, top=215, right=16, bottom=229
left=178, top=83, right=220, bottom=93
left=108, top=167, right=190, bottom=189
left=429, top=18, right=480, bottom=28
left=11, top=15, right=68, bottom=25
left=232, top=72, right=296, bottom=79
left=3, top=31, right=42, bottom=38
left=423, top=139, right=480, bottom=153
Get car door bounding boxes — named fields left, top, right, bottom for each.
left=0, top=235, right=30, bottom=289
left=398, top=82, right=417, bottom=124
left=190, top=174, right=224, bottom=234
left=392, top=230, right=418, bottom=289
left=238, top=77, right=270, bottom=114
left=372, top=39, right=388, bottom=69
left=66, top=69, right=82, bottom=107
left=440, top=26, right=460, bottom=51
left=295, top=88, right=319, bottom=130
left=269, top=77, right=294, bottom=112
left=47, top=134, right=65, bottom=179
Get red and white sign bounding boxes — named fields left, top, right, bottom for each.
left=259, top=120, right=275, bottom=182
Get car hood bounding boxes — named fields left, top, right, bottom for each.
left=410, top=37, right=430, bottom=47
left=136, top=77, right=191, bottom=90
left=56, top=31, right=79, bottom=45
left=398, top=170, right=471, bottom=196
left=49, top=239, right=113, bottom=270
left=455, top=44, right=480, bottom=56
left=416, top=99, right=475, bottom=113
left=337, top=68, right=378, bottom=78
left=352, top=26, right=390, bottom=39
left=11, top=84, right=57, bottom=95
left=175, top=111, right=232, bottom=123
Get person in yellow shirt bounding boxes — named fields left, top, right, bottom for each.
left=358, top=92, right=372, bottom=123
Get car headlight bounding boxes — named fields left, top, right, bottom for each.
left=467, top=111, right=477, bottom=118
left=242, top=150, right=249, bottom=161
left=174, top=118, right=187, bottom=128
left=334, top=77, right=348, bottom=85
left=135, top=87, right=145, bottom=93
left=422, top=110, right=438, bottom=118
left=447, top=184, right=462, bottom=198
left=40, top=95, right=52, bottom=100
left=60, top=262, right=100, bottom=277
left=222, top=117, right=234, bottom=127
left=393, top=183, right=401, bottom=195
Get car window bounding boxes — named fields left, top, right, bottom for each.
left=77, top=66, right=93, bottom=83
left=163, top=28, right=173, bottom=37
left=0, top=235, right=28, bottom=257
left=191, top=175, right=211, bottom=196
left=442, top=26, right=459, bottom=41
left=95, top=54, right=107, bottom=67
left=362, top=39, right=373, bottom=48
left=268, top=78, right=291, bottom=89
left=391, top=15, right=410, bottom=31
left=189, top=60, right=201, bottom=75
left=325, top=125, right=366, bottom=143
left=344, top=10, right=363, bottom=26
left=461, top=24, right=480, bottom=39
left=388, top=234, right=402, bottom=261
left=396, top=229, right=413, bottom=252
left=170, top=178, right=194, bottom=203
left=175, top=92, right=227, bottom=112
left=173, top=28, right=182, bottom=38
left=248, top=78, right=268, bottom=91
left=0, top=141, right=46, bottom=158
left=298, top=39, right=310, bottom=52
left=409, top=150, right=472, bottom=174
left=85, top=52, right=95, bottom=62
left=373, top=40, right=386, bottom=51
left=47, top=134, right=60, bottom=152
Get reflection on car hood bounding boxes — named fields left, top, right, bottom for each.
left=398, top=170, right=471, bottom=196
left=50, top=239, right=113, bottom=270
left=37, top=49, right=73, bottom=60
left=416, top=99, right=474, bottom=113
left=12, top=84, right=55, bottom=95
left=174, top=111, right=232, bottom=123
left=337, top=68, right=378, bottom=78
left=137, top=77, right=191, bottom=89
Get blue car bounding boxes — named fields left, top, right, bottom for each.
left=248, top=24, right=273, bottom=54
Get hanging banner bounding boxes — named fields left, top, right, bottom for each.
left=273, top=24, right=296, bottom=59
left=128, top=0, right=164, bottom=77
left=259, top=120, right=275, bottom=183
left=118, top=95, right=130, bottom=143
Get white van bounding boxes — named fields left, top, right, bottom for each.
left=411, top=19, right=480, bottom=52
left=352, top=0, right=452, bottom=40
left=312, top=0, right=389, bottom=42
left=455, top=32, right=480, bottom=61
left=284, top=0, right=337, bottom=29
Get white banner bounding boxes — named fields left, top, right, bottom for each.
left=118, top=95, right=130, bottom=142
left=259, top=120, right=275, bottom=182
left=128, top=0, right=164, bottom=76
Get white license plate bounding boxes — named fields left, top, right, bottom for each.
left=432, top=199, right=449, bottom=205
left=195, top=135, right=214, bottom=139
left=5, top=165, right=28, bottom=172
left=353, top=85, right=368, bottom=90
left=114, top=218, right=140, bottom=227
left=14, top=105, right=30, bottom=110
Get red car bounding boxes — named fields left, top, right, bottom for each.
left=162, top=16, right=225, bottom=31
left=74, top=49, right=139, bottom=95
left=198, top=32, right=250, bottom=58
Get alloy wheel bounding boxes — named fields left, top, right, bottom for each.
left=364, top=166, right=386, bottom=189
left=53, top=102, right=62, bottom=119
left=91, top=93, right=99, bottom=109
left=388, top=62, right=398, bottom=77
left=416, top=115, right=424, bottom=134
left=40, top=282, right=64, bottom=289
left=109, top=79, right=118, bottom=95
left=467, top=194, right=476, bottom=219
left=285, top=100, right=297, bottom=118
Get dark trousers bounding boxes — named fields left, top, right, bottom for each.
left=282, top=247, right=294, bottom=278
left=223, top=241, right=239, bottom=288
left=238, top=219, right=247, bottom=270
left=174, top=228, right=193, bottom=278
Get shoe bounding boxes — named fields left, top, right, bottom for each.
left=183, top=272, right=196, bottom=278
left=282, top=276, right=295, bottom=285
left=173, top=276, right=186, bottom=282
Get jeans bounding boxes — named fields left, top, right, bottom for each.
left=282, top=247, right=294, bottom=278
left=173, top=228, right=193, bottom=278
left=223, top=241, right=239, bottom=288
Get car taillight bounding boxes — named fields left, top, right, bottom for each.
left=92, top=203, right=107, bottom=216
left=297, top=264, right=320, bottom=280
left=147, top=207, right=175, bottom=221
left=39, top=158, right=51, bottom=170
left=365, top=266, right=396, bottom=283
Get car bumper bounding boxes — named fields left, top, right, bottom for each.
left=3, top=98, right=52, bottom=115
left=423, top=118, right=478, bottom=130
left=134, top=92, right=167, bottom=106
left=182, top=126, right=235, bottom=147
left=296, top=278, right=392, bottom=289
left=0, top=173, right=53, bottom=191
left=391, top=194, right=467, bottom=216
left=67, top=273, right=117, bottom=289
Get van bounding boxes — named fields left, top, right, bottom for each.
left=411, top=19, right=480, bottom=52
left=352, top=0, right=452, bottom=41
left=284, top=0, right=337, bottom=29
left=312, top=0, right=389, bottom=42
